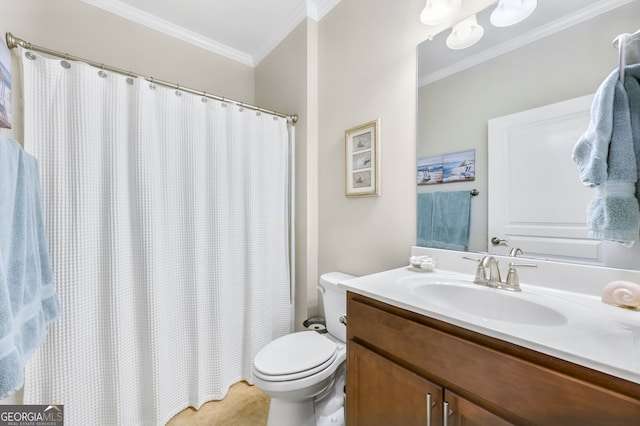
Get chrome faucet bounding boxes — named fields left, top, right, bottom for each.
left=464, top=255, right=537, bottom=292
left=465, top=255, right=501, bottom=286
left=508, top=247, right=523, bottom=257
left=481, top=256, right=502, bottom=286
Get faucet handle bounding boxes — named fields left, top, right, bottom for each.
left=504, top=262, right=537, bottom=291
left=462, top=256, right=482, bottom=262
left=462, top=256, right=488, bottom=284
left=474, top=263, right=488, bottom=284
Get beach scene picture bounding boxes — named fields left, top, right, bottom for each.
left=0, top=40, right=11, bottom=129
left=345, top=119, right=380, bottom=197
left=417, top=149, right=475, bottom=185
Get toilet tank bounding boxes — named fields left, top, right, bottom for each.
left=319, top=272, right=355, bottom=343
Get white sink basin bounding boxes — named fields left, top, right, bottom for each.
left=340, top=260, right=640, bottom=385
left=401, top=278, right=568, bottom=326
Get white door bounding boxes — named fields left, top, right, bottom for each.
left=488, top=94, right=618, bottom=266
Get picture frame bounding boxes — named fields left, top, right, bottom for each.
left=345, top=119, right=380, bottom=197
left=417, top=149, right=475, bottom=185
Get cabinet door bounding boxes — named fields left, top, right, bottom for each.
left=444, top=390, right=514, bottom=426
left=347, top=341, right=443, bottom=426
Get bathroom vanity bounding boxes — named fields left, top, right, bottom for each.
left=341, top=248, right=640, bottom=426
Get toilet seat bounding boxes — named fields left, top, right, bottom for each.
left=253, top=331, right=338, bottom=381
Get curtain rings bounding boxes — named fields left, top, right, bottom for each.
left=98, top=63, right=107, bottom=78
left=59, top=52, right=71, bottom=69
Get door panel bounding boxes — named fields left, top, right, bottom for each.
left=346, top=341, right=443, bottom=426
left=488, top=94, right=605, bottom=264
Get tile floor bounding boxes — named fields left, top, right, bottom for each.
left=166, top=382, right=269, bottom=426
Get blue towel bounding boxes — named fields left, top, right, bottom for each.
left=417, top=193, right=435, bottom=247
left=573, top=66, right=640, bottom=246
left=0, top=137, right=59, bottom=399
left=573, top=68, right=632, bottom=185
left=625, top=65, right=640, bottom=202
left=417, top=191, right=471, bottom=251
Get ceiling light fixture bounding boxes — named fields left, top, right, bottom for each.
left=420, top=0, right=462, bottom=26
left=490, top=0, right=537, bottom=27
left=446, top=14, right=485, bottom=50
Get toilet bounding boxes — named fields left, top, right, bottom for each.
left=252, top=272, right=354, bottom=426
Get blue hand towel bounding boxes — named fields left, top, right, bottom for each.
left=0, top=137, right=59, bottom=399
left=572, top=69, right=615, bottom=186
left=417, top=191, right=471, bottom=251
left=573, top=66, right=640, bottom=246
left=417, top=193, right=435, bottom=247
left=624, top=65, right=640, bottom=202
left=573, top=67, right=638, bottom=185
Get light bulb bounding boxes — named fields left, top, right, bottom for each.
left=446, top=14, right=484, bottom=50
left=490, top=0, right=537, bottom=27
left=420, top=0, right=462, bottom=26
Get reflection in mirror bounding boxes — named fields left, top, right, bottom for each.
left=417, top=0, right=640, bottom=270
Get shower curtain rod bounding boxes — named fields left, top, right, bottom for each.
left=5, top=32, right=298, bottom=124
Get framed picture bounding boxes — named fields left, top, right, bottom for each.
left=417, top=149, right=475, bottom=185
left=345, top=119, right=380, bottom=197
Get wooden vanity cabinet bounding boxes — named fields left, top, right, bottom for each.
left=346, top=292, right=640, bottom=426
left=348, top=341, right=511, bottom=426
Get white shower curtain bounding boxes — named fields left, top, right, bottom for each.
left=19, top=48, right=292, bottom=425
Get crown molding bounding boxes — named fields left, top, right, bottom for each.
left=306, top=0, right=321, bottom=21
left=312, top=0, right=343, bottom=21
left=82, top=0, right=342, bottom=68
left=81, top=0, right=255, bottom=66
left=253, top=0, right=342, bottom=65
left=419, top=0, right=634, bottom=87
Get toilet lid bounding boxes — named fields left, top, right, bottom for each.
left=254, top=331, right=338, bottom=378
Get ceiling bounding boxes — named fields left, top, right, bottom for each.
left=80, top=0, right=342, bottom=67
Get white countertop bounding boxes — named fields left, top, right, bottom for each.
left=339, top=248, right=640, bottom=384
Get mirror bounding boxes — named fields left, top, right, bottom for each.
left=417, top=0, right=640, bottom=269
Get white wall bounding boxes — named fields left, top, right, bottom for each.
left=317, top=0, right=430, bottom=277
left=256, top=0, right=440, bottom=322
left=256, top=0, right=432, bottom=320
